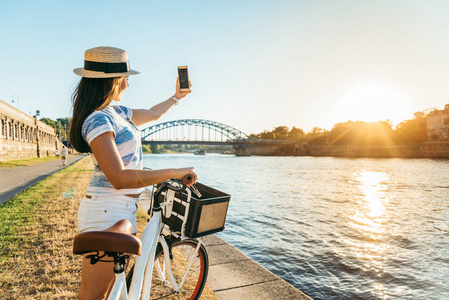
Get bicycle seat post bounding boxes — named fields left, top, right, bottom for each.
left=112, top=252, right=128, bottom=274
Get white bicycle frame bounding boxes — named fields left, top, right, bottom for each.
left=106, top=187, right=202, bottom=300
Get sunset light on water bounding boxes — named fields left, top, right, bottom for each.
left=356, top=171, right=389, bottom=220
left=347, top=171, right=390, bottom=270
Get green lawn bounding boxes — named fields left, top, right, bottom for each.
left=0, top=156, right=66, bottom=169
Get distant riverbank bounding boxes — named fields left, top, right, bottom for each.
left=250, top=141, right=449, bottom=158
left=141, top=142, right=449, bottom=158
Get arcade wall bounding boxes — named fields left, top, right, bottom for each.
left=0, top=99, right=63, bottom=161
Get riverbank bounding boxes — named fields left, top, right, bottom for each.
left=249, top=141, right=449, bottom=158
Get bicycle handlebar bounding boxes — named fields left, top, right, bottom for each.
left=182, top=175, right=202, bottom=198
left=153, top=174, right=201, bottom=207
left=154, top=174, right=197, bottom=196
left=182, top=174, right=195, bottom=186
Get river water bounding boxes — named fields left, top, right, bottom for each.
left=143, top=154, right=449, bottom=299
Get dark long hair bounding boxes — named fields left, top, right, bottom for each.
left=69, top=77, right=121, bottom=153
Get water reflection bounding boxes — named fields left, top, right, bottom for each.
left=349, top=171, right=390, bottom=234
left=346, top=171, right=391, bottom=297
left=357, top=171, right=389, bottom=218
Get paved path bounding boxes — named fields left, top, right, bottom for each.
left=0, top=155, right=86, bottom=204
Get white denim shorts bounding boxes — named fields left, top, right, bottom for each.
left=77, top=195, right=140, bottom=234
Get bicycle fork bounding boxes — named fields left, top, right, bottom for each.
left=155, top=237, right=204, bottom=292
left=153, top=236, right=179, bottom=291
left=179, top=239, right=203, bottom=288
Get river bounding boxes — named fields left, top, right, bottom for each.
left=143, top=153, right=449, bottom=300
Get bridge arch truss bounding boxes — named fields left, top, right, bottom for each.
left=141, top=119, right=252, bottom=143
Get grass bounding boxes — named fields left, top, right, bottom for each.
left=0, top=156, right=92, bottom=299
left=0, top=156, right=218, bottom=299
left=0, top=156, right=62, bottom=169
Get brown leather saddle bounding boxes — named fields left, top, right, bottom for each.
left=73, top=219, right=142, bottom=256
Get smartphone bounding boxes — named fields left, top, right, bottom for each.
left=177, top=66, right=190, bottom=91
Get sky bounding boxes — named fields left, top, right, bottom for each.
left=1, top=0, right=449, bottom=135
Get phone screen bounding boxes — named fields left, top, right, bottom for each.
left=178, top=67, right=189, bottom=89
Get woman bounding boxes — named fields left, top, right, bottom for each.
left=70, top=46, right=197, bottom=299
left=61, top=146, right=68, bottom=166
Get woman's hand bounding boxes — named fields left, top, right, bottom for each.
left=174, top=167, right=198, bottom=186
left=173, top=77, right=192, bottom=100
left=131, top=78, right=192, bottom=126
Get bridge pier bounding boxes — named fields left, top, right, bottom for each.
left=234, top=145, right=251, bottom=156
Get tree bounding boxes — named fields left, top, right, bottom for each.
left=56, top=117, right=70, bottom=128
left=359, top=121, right=394, bottom=146
left=39, top=117, right=71, bottom=139
left=272, top=126, right=289, bottom=140
left=57, top=117, right=71, bottom=140
left=150, top=144, right=165, bottom=153
left=395, top=116, right=427, bottom=145
left=259, top=130, right=275, bottom=140
left=142, top=145, right=152, bottom=154
left=288, top=127, right=305, bottom=142
left=306, top=127, right=327, bottom=143
left=39, top=118, right=56, bottom=128
left=312, top=127, right=325, bottom=134
left=328, top=121, right=354, bottom=144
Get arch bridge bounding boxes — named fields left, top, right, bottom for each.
left=140, top=119, right=287, bottom=146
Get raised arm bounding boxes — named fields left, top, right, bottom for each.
left=131, top=78, right=191, bottom=126
left=90, top=131, right=197, bottom=189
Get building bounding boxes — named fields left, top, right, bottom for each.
left=427, top=104, right=449, bottom=141
left=0, top=99, right=62, bottom=161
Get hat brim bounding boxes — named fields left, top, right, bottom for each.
left=73, top=68, right=140, bottom=78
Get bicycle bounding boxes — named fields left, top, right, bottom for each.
left=73, top=176, right=230, bottom=300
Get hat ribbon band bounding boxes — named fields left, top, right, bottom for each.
left=84, top=60, right=130, bottom=74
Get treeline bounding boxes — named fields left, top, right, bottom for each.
left=142, top=144, right=181, bottom=154
left=141, top=144, right=231, bottom=154
left=250, top=114, right=428, bottom=145
left=40, top=117, right=70, bottom=139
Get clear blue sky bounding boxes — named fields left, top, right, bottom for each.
left=1, top=0, right=449, bottom=134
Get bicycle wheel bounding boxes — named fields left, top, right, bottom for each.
left=151, top=239, right=208, bottom=300
left=127, top=238, right=209, bottom=300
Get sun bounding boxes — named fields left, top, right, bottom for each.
left=334, top=82, right=413, bottom=126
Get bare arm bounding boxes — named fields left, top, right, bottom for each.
left=90, top=132, right=197, bottom=189
left=131, top=98, right=177, bottom=126
left=131, top=78, right=192, bottom=126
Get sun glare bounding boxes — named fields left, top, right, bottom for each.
left=335, top=83, right=413, bottom=126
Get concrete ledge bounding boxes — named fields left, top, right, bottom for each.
left=202, top=235, right=312, bottom=300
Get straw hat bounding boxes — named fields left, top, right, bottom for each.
left=73, top=46, right=140, bottom=78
